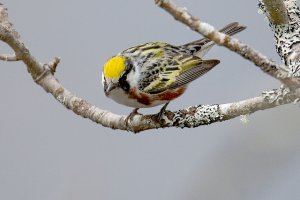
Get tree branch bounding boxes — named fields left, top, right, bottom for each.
left=1, top=2, right=300, bottom=133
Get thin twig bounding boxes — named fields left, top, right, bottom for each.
left=0, top=53, right=19, bottom=61
left=46, top=56, right=60, bottom=74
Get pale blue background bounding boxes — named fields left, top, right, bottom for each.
left=1, top=1, right=300, bottom=200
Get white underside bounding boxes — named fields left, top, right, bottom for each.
left=108, top=88, right=168, bottom=108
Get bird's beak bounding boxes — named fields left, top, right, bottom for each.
left=105, top=82, right=119, bottom=95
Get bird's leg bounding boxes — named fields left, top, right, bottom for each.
left=157, top=102, right=169, bottom=123
left=125, top=108, right=140, bottom=126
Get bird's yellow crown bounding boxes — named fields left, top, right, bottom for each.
left=103, top=56, right=126, bottom=79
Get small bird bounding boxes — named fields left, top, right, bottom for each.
left=102, top=22, right=246, bottom=122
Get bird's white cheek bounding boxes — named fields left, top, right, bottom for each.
left=126, top=68, right=139, bottom=87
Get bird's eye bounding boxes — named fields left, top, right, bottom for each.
left=118, top=60, right=133, bottom=92
left=119, top=76, right=130, bottom=92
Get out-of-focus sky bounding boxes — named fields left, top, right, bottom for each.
left=1, top=1, right=300, bottom=200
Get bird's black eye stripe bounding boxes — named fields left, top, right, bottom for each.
left=119, top=75, right=130, bottom=92
left=118, top=59, right=133, bottom=92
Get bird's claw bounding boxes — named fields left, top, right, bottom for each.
left=156, top=102, right=169, bottom=124
left=125, top=108, right=140, bottom=127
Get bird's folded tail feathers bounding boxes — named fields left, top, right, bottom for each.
left=218, top=22, right=247, bottom=36
left=183, top=22, right=246, bottom=58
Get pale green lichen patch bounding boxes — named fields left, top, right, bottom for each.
left=168, top=104, right=222, bottom=128
left=262, top=87, right=292, bottom=105
left=56, top=95, right=67, bottom=105
left=55, top=87, right=67, bottom=106
left=240, top=115, right=249, bottom=124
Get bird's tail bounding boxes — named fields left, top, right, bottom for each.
left=218, top=22, right=246, bottom=37
left=183, top=22, right=246, bottom=58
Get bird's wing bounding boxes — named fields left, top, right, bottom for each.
left=139, top=55, right=219, bottom=94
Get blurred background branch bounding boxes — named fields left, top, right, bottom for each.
left=261, top=0, right=289, bottom=25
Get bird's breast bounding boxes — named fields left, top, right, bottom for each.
left=107, top=86, right=186, bottom=108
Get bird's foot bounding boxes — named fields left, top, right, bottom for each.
left=157, top=102, right=169, bottom=124
left=125, top=108, right=140, bottom=127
